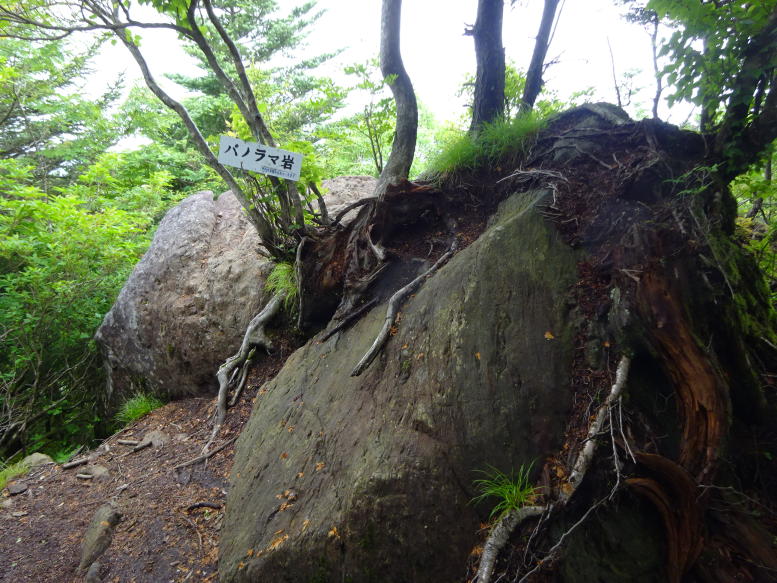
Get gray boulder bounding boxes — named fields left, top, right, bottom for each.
left=21, top=452, right=53, bottom=467
left=95, top=190, right=272, bottom=399
left=96, top=178, right=376, bottom=401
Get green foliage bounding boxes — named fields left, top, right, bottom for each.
left=646, top=0, right=774, bottom=128
left=732, top=152, right=777, bottom=301
left=0, top=36, right=122, bottom=185
left=425, top=112, right=546, bottom=179
left=459, top=61, right=591, bottom=122
left=0, top=459, right=29, bottom=490
left=114, top=393, right=165, bottom=426
left=265, top=262, right=299, bottom=312
left=472, top=463, right=538, bottom=521
left=0, top=159, right=150, bottom=457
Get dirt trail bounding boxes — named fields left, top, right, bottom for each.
left=0, top=358, right=284, bottom=583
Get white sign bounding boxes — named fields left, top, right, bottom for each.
left=217, top=136, right=304, bottom=182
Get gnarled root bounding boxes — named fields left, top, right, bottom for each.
left=475, top=356, right=631, bottom=583
left=476, top=505, right=547, bottom=583
left=202, top=293, right=283, bottom=454
left=350, top=241, right=458, bottom=377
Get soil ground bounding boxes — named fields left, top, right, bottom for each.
left=0, top=351, right=291, bottom=583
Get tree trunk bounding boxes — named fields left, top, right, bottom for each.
left=468, top=0, right=505, bottom=132
left=375, top=0, right=418, bottom=198
left=521, top=0, right=560, bottom=112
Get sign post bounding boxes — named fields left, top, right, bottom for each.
left=217, top=136, right=304, bottom=182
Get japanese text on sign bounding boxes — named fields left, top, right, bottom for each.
left=217, top=136, right=304, bottom=181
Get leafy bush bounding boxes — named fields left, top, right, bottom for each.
left=425, top=112, right=546, bottom=179
left=0, top=159, right=150, bottom=456
left=472, top=463, right=538, bottom=520
left=114, top=393, right=164, bottom=426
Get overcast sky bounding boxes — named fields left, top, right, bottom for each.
left=93, top=1, right=687, bottom=134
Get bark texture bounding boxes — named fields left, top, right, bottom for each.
left=521, top=0, right=560, bottom=112
left=468, top=0, right=505, bottom=131
left=375, top=0, right=418, bottom=198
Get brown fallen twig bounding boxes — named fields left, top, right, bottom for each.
left=62, top=457, right=90, bottom=470
left=186, top=502, right=223, bottom=512
left=174, top=436, right=237, bottom=471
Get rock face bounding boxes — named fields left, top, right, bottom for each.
left=95, top=190, right=271, bottom=400
left=96, top=178, right=376, bottom=401
left=220, top=190, right=579, bottom=582
left=321, top=175, right=376, bottom=220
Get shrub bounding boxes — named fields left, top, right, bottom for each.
left=472, top=462, right=538, bottom=520
left=425, top=112, right=546, bottom=179
left=114, top=393, right=164, bottom=425
left=0, top=459, right=30, bottom=490
left=265, top=262, right=299, bottom=312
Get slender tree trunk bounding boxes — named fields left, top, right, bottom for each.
left=468, top=0, right=505, bottom=132
left=606, top=37, right=623, bottom=109
left=521, top=0, right=560, bottom=112
left=650, top=17, right=663, bottom=119
left=375, top=0, right=418, bottom=198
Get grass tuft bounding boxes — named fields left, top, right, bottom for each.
left=426, top=112, right=546, bottom=180
left=265, top=261, right=299, bottom=312
left=0, top=460, right=30, bottom=490
left=115, top=393, right=164, bottom=425
left=472, top=462, right=538, bottom=520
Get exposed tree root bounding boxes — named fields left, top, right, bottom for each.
left=474, top=356, right=631, bottom=583
left=476, top=505, right=547, bottom=583
left=203, top=293, right=282, bottom=454
left=175, top=436, right=238, bottom=471
left=350, top=241, right=458, bottom=377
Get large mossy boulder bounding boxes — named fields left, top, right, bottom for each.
left=219, top=189, right=579, bottom=582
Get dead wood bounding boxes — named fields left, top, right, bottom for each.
left=62, top=457, right=90, bottom=470
left=186, top=502, right=222, bottom=512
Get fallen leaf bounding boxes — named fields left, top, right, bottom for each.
left=544, top=330, right=555, bottom=340
left=603, top=340, right=611, bottom=347
left=315, top=462, right=325, bottom=471
left=280, top=452, right=289, bottom=460
left=246, top=549, right=254, bottom=557
left=268, top=534, right=289, bottom=551
left=287, top=426, right=295, bottom=433
left=296, top=472, right=304, bottom=479
left=475, top=352, right=481, bottom=360
left=328, top=526, right=340, bottom=539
